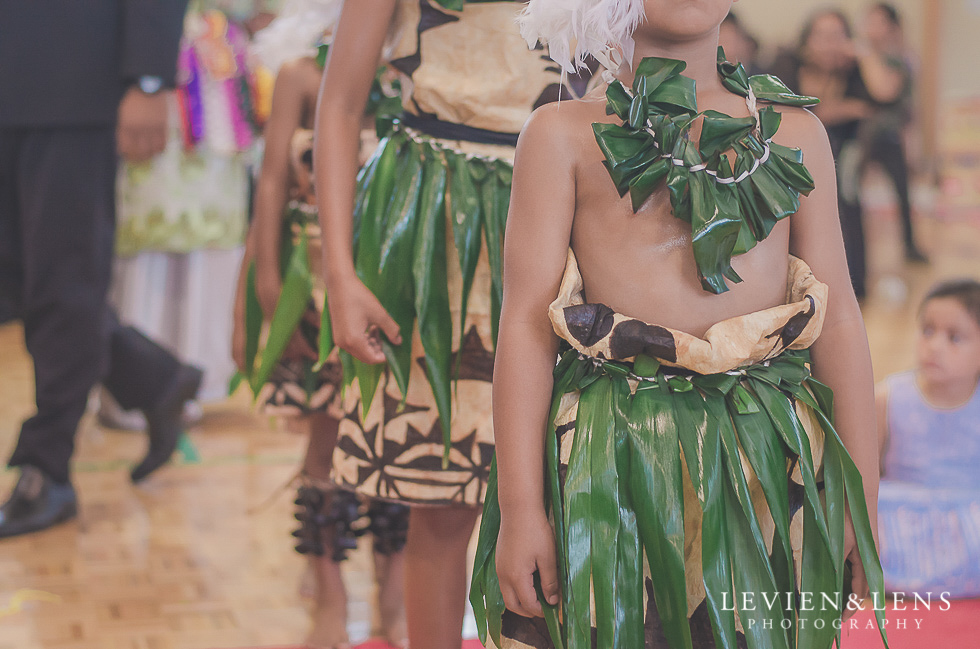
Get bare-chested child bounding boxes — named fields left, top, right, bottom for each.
left=472, top=1, right=886, bottom=647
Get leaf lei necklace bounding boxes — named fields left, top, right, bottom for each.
left=593, top=49, right=820, bottom=294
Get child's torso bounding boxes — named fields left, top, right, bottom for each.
left=882, top=370, right=980, bottom=490
left=567, top=89, right=795, bottom=337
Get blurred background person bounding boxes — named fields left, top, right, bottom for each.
left=876, top=279, right=980, bottom=598
left=0, top=0, right=197, bottom=539
left=859, top=2, right=928, bottom=263
left=772, top=9, right=907, bottom=299
left=232, top=3, right=410, bottom=644
left=97, top=0, right=277, bottom=430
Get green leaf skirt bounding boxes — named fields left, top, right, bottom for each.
left=471, top=254, right=887, bottom=649
left=235, top=122, right=514, bottom=506
left=331, top=122, right=516, bottom=506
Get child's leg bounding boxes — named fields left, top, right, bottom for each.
left=374, top=540, right=407, bottom=646
left=300, top=413, right=350, bottom=649
left=368, top=501, right=410, bottom=647
left=404, top=505, right=480, bottom=649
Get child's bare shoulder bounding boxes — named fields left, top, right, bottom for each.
left=770, top=105, right=832, bottom=152
left=519, top=94, right=609, bottom=165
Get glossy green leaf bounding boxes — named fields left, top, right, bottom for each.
left=449, top=152, right=484, bottom=362
left=628, top=91, right=650, bottom=130
left=413, top=147, right=453, bottom=464
left=470, top=459, right=501, bottom=645
left=634, top=56, right=687, bottom=89
left=228, top=371, right=244, bottom=396
left=767, top=147, right=815, bottom=196
left=242, top=261, right=262, bottom=381
left=377, top=140, right=424, bottom=402
left=711, top=392, right=791, bottom=649
left=690, top=173, right=742, bottom=293
left=749, top=75, right=820, bottom=107
left=758, top=106, right=782, bottom=142
left=585, top=378, right=640, bottom=649
left=752, top=380, right=832, bottom=552
left=593, top=123, right=658, bottom=173
left=481, top=162, right=508, bottom=347
left=352, top=135, right=402, bottom=417
left=628, top=384, right=693, bottom=649
left=650, top=75, right=698, bottom=116
left=685, top=389, right=740, bottom=649
left=313, top=295, right=334, bottom=372
left=632, top=353, right=662, bottom=378
left=606, top=80, right=633, bottom=119
left=797, top=485, right=840, bottom=649
left=628, top=157, right=671, bottom=212
left=594, top=56, right=820, bottom=295
left=716, top=52, right=751, bottom=97
left=731, top=406, right=795, bottom=598
left=563, top=377, right=602, bottom=649
left=715, top=399, right=780, bottom=590
left=700, top=111, right=755, bottom=159
left=721, top=467, right=791, bottom=649
left=251, top=234, right=314, bottom=395
left=814, top=406, right=890, bottom=648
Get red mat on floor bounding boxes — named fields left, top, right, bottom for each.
left=839, top=597, right=979, bottom=649
left=250, top=601, right=978, bottom=649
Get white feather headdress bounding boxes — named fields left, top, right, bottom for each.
left=250, top=0, right=343, bottom=76
left=519, top=0, right=646, bottom=73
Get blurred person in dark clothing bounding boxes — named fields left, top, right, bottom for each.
left=0, top=0, right=200, bottom=540
left=860, top=2, right=927, bottom=263
left=772, top=10, right=908, bottom=299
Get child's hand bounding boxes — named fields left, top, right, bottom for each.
left=117, top=87, right=169, bottom=163
left=326, top=276, right=401, bottom=364
left=496, top=509, right=560, bottom=618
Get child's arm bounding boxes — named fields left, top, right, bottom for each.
left=783, top=108, right=880, bottom=603
left=494, top=104, right=577, bottom=619
left=315, top=0, right=401, bottom=364
left=874, top=382, right=890, bottom=474
left=252, top=60, right=311, bottom=319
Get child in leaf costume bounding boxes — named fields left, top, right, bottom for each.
left=231, top=4, right=408, bottom=647
left=471, top=1, right=888, bottom=649
left=313, top=0, right=574, bottom=646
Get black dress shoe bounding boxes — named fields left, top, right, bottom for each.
left=0, top=466, right=77, bottom=539
left=131, top=364, right=203, bottom=483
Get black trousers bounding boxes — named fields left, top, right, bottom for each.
left=835, top=140, right=867, bottom=300
left=0, top=127, right=181, bottom=483
left=863, top=128, right=917, bottom=253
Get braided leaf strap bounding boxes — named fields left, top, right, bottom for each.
left=593, top=50, right=820, bottom=294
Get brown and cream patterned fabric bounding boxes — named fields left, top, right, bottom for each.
left=256, top=352, right=344, bottom=418
left=387, top=0, right=565, bottom=135
left=332, top=243, right=497, bottom=507
left=549, top=249, right=828, bottom=374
